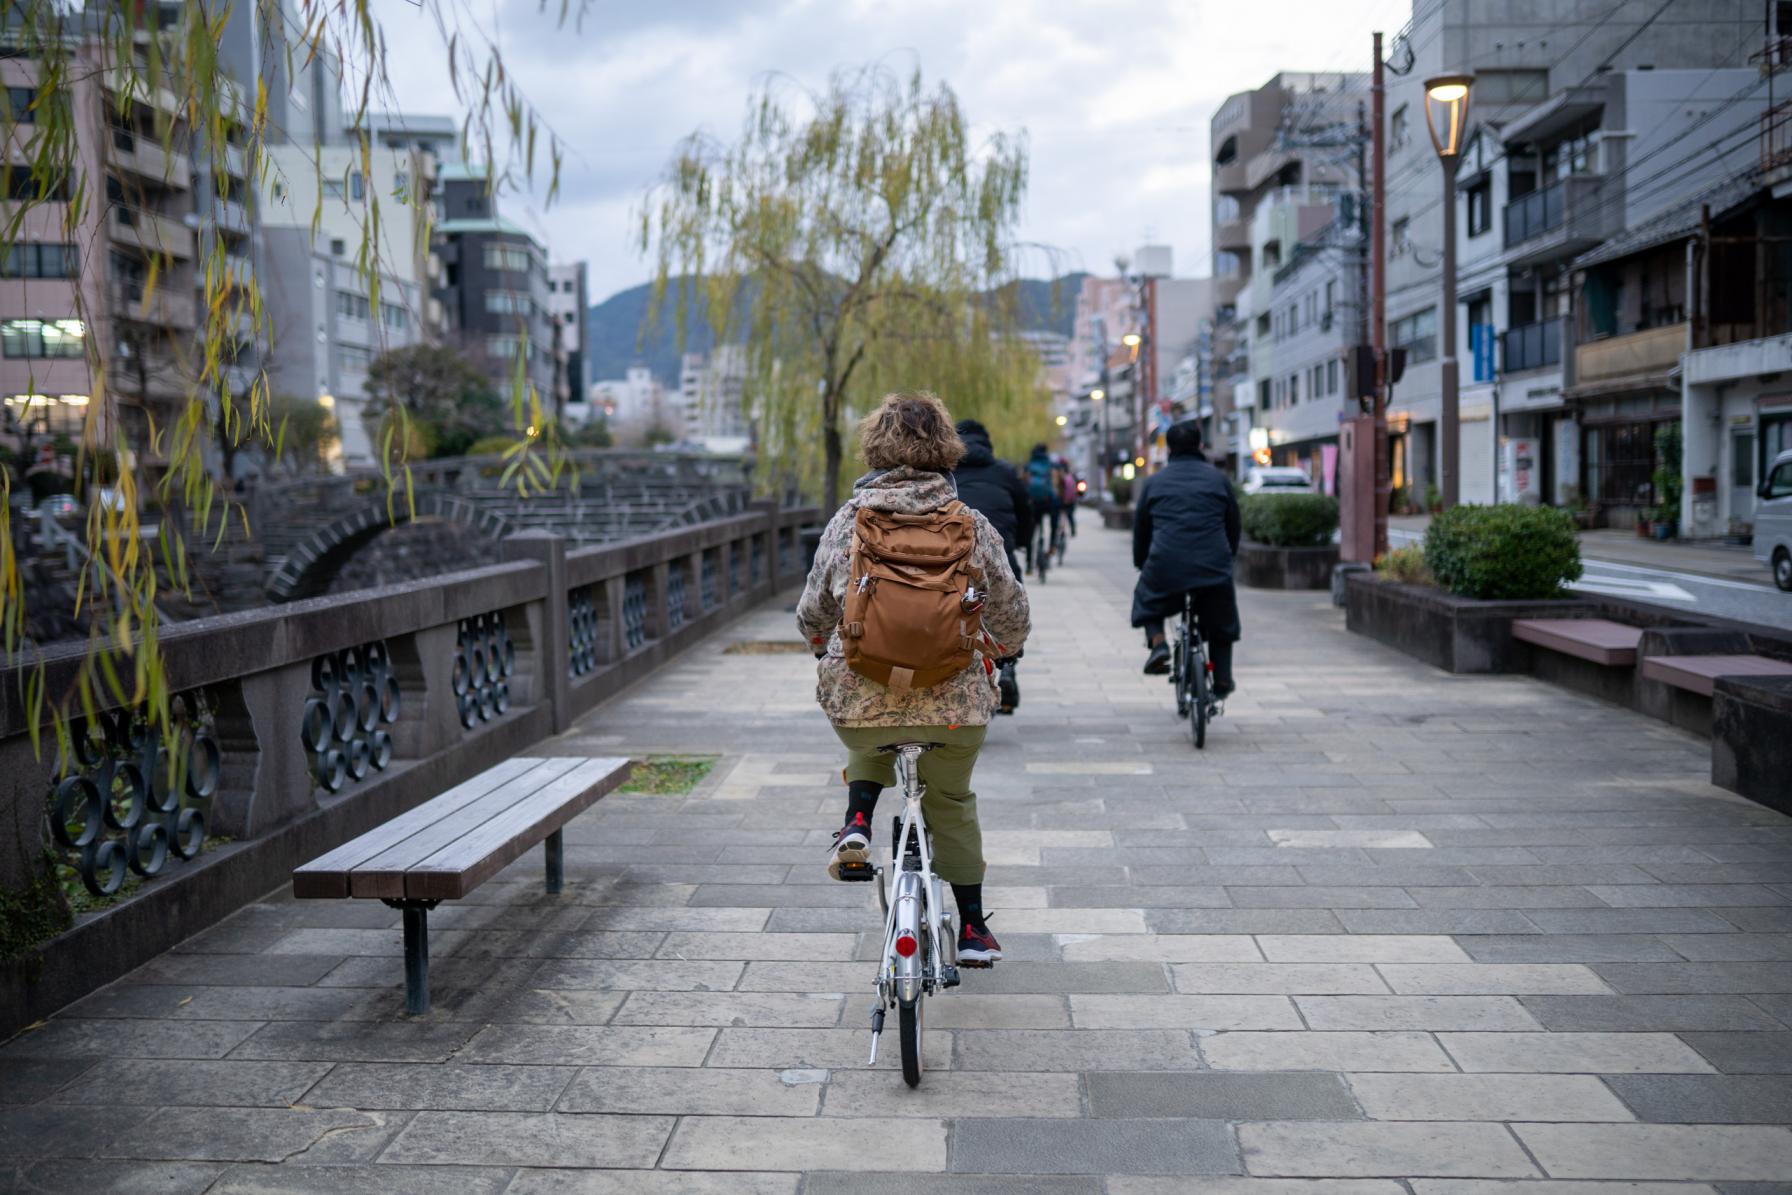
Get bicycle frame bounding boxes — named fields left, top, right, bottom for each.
left=867, top=743, right=956, bottom=1064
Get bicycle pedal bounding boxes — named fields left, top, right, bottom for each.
left=957, top=958, right=994, bottom=970
left=836, top=860, right=876, bottom=882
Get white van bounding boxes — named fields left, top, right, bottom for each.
left=1757, top=448, right=1792, bottom=592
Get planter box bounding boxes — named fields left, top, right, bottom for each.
left=1099, top=501, right=1133, bottom=531
left=1238, top=541, right=1339, bottom=590
left=1343, top=572, right=1595, bottom=673
left=1712, top=674, right=1792, bottom=816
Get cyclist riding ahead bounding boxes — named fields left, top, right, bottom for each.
left=1132, top=420, right=1241, bottom=698
left=798, top=392, right=1030, bottom=967
left=950, top=418, right=1032, bottom=714
left=1023, top=443, right=1062, bottom=576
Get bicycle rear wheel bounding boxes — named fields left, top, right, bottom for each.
left=1034, top=531, right=1049, bottom=582
left=1191, top=642, right=1209, bottom=750
left=899, top=998, right=923, bottom=1086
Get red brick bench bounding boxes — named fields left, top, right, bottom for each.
left=1512, top=618, right=1643, bottom=667
left=1640, top=654, right=1792, bottom=698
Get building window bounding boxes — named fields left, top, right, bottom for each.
left=483, top=243, right=533, bottom=273
left=335, top=290, right=372, bottom=321
left=1327, top=358, right=1339, bottom=395
left=3, top=167, right=68, bottom=201
left=1391, top=306, right=1437, bottom=364
left=1215, top=250, right=1241, bottom=278
left=1466, top=180, right=1492, bottom=237
left=484, top=289, right=531, bottom=316
left=1391, top=217, right=1411, bottom=258
left=4, top=86, right=34, bottom=120
left=1258, top=380, right=1271, bottom=411
left=3, top=392, right=88, bottom=433
left=1324, top=279, right=1336, bottom=319
left=1390, top=105, right=1410, bottom=152
left=486, top=334, right=521, bottom=360
left=1, top=317, right=85, bottom=358
left=330, top=238, right=346, bottom=257
left=349, top=171, right=365, bottom=201
left=1289, top=373, right=1300, bottom=405
left=322, top=177, right=345, bottom=200
left=381, top=304, right=409, bottom=331
left=338, top=343, right=373, bottom=372
left=0, top=242, right=76, bottom=278
left=1256, top=312, right=1271, bottom=338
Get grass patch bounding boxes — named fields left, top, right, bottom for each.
left=620, top=756, right=718, bottom=795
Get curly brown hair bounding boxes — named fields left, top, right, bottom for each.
left=858, top=391, right=964, bottom=472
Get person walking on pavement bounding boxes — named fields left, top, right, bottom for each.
left=798, top=392, right=1030, bottom=965
left=1131, top=419, right=1241, bottom=697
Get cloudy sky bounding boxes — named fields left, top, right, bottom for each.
left=382, top=0, right=1411, bottom=304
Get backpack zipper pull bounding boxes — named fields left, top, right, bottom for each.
left=856, top=575, right=871, bottom=593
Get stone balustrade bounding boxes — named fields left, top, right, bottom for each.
left=0, top=499, right=818, bottom=1036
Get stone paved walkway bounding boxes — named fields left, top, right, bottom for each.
left=6, top=525, right=1792, bottom=1193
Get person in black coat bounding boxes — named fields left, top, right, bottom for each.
left=1131, top=420, right=1241, bottom=696
left=952, top=419, right=1033, bottom=580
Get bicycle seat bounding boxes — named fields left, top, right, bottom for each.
left=876, top=741, right=938, bottom=756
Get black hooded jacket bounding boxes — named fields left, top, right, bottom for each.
left=1130, top=452, right=1242, bottom=626
left=952, top=434, right=1034, bottom=556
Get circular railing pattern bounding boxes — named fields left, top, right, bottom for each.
left=453, top=613, right=516, bottom=728
left=700, top=552, right=720, bottom=610
left=667, top=567, right=688, bottom=629
left=301, top=642, right=401, bottom=792
left=569, top=589, right=599, bottom=677
left=622, top=576, right=648, bottom=651
left=50, top=695, right=220, bottom=896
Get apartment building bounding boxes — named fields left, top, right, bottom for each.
left=1209, top=71, right=1366, bottom=471
left=1380, top=0, right=1758, bottom=501
left=546, top=262, right=588, bottom=422
left=678, top=346, right=748, bottom=446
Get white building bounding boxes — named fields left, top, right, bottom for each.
left=546, top=261, right=588, bottom=420
left=678, top=346, right=749, bottom=445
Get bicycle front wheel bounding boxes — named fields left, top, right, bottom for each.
left=899, top=998, right=924, bottom=1087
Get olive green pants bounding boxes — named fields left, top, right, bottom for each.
left=832, top=723, right=988, bottom=885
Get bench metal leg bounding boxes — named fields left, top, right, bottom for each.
left=545, top=828, right=565, bottom=895
left=401, top=904, right=430, bottom=1015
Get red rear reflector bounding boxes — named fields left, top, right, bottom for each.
left=894, top=933, right=918, bottom=958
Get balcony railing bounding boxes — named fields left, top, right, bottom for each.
left=1576, top=322, right=1687, bottom=386
left=1504, top=180, right=1566, bottom=245
left=1763, top=99, right=1792, bottom=173
left=1501, top=318, right=1563, bottom=374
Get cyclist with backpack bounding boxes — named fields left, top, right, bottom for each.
left=798, top=392, right=1030, bottom=966
left=1023, top=443, right=1061, bottom=575
left=1131, top=419, right=1241, bottom=696
left=950, top=418, right=1032, bottom=714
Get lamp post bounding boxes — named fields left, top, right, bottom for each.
left=1122, top=331, right=1144, bottom=468
left=1091, top=385, right=1109, bottom=498
left=1424, top=73, right=1472, bottom=510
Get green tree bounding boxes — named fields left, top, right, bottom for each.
left=266, top=395, right=339, bottom=476
left=363, top=344, right=507, bottom=460
left=640, top=66, right=1038, bottom=507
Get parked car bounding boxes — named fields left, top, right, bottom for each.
left=1757, top=448, right=1792, bottom=592
left=1243, top=466, right=1315, bottom=495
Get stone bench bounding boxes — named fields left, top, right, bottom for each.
left=293, top=756, right=631, bottom=1013
left=1640, top=653, right=1792, bottom=698
left=1512, top=618, right=1643, bottom=666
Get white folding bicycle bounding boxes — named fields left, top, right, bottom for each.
left=836, top=741, right=962, bottom=1087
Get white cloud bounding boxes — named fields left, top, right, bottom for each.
left=380, top=0, right=1401, bottom=301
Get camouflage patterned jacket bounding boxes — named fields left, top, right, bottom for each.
left=796, top=467, right=1030, bottom=727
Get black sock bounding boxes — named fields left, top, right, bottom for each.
left=951, top=882, right=985, bottom=929
left=844, top=780, right=882, bottom=832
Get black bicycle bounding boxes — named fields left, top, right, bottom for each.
left=1170, top=594, right=1221, bottom=749
left=1029, top=519, right=1050, bottom=583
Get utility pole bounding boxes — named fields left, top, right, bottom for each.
left=1372, top=31, right=1390, bottom=559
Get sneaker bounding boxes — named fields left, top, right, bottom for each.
left=1143, top=641, right=1171, bottom=675
left=957, top=920, right=1003, bottom=966
left=827, top=812, right=872, bottom=881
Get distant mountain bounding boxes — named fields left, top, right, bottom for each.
left=585, top=272, right=1089, bottom=387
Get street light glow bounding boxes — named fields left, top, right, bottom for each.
left=1090, top=388, right=1105, bottom=402
left=1423, top=74, right=1473, bottom=159
left=1121, top=333, right=1141, bottom=348
left=1054, top=414, right=1067, bottom=426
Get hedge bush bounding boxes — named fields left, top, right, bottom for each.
left=1422, top=503, right=1582, bottom=600
left=1239, top=492, right=1339, bottom=547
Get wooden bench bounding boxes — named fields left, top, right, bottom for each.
left=1640, top=654, right=1792, bottom=698
left=293, top=756, right=631, bottom=1013
left=1512, top=618, right=1643, bottom=666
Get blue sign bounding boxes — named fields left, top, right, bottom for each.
left=1470, top=324, right=1496, bottom=383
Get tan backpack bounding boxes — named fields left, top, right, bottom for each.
left=839, top=501, right=985, bottom=694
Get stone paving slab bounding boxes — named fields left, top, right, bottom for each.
left=6, top=525, right=1791, bottom=1185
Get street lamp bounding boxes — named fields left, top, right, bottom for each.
left=1424, top=73, right=1472, bottom=509
left=1121, top=333, right=1141, bottom=348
